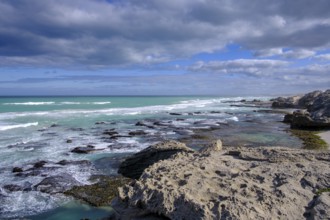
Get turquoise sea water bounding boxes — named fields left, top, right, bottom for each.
left=0, top=96, right=302, bottom=219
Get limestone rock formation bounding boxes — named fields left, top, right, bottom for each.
left=118, top=140, right=194, bottom=179
left=116, top=146, right=330, bottom=220
left=199, top=139, right=222, bottom=154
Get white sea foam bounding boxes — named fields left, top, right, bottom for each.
left=0, top=191, right=69, bottom=219
left=0, top=98, right=244, bottom=120
left=3, top=102, right=55, bottom=106
left=0, top=122, right=38, bottom=131
left=229, top=116, right=239, bottom=121
left=92, top=102, right=111, bottom=105
left=59, top=101, right=111, bottom=105
left=59, top=102, right=82, bottom=105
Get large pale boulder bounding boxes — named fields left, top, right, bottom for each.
left=199, top=139, right=222, bottom=154
left=116, top=146, right=330, bottom=220
left=118, top=140, right=194, bottom=179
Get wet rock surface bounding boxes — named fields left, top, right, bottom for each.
left=65, top=175, right=131, bottom=206
left=34, top=173, right=82, bottom=194
left=117, top=146, right=330, bottom=220
left=71, top=145, right=105, bottom=154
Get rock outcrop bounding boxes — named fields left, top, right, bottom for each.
left=272, top=95, right=301, bottom=108
left=118, top=140, right=194, bottom=179
left=199, top=139, right=222, bottom=154
left=64, top=176, right=131, bottom=206
left=298, top=90, right=323, bottom=109
left=116, top=146, right=330, bottom=220
left=34, top=173, right=82, bottom=194
left=272, top=90, right=330, bottom=128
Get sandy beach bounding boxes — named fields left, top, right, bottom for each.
left=318, top=131, right=330, bottom=148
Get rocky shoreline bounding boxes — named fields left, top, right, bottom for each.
left=108, top=90, right=330, bottom=219
left=272, top=90, right=330, bottom=129
left=1, top=90, right=329, bottom=219
left=113, top=142, right=330, bottom=219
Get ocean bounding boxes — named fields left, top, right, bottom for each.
left=0, top=96, right=302, bottom=219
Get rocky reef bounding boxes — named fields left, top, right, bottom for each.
left=272, top=90, right=330, bottom=129
left=114, top=141, right=330, bottom=219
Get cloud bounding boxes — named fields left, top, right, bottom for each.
left=189, top=59, right=289, bottom=76
left=254, top=49, right=316, bottom=59
left=0, top=0, right=329, bottom=68
left=314, top=53, right=330, bottom=61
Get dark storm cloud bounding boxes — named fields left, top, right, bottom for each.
left=0, top=0, right=329, bottom=68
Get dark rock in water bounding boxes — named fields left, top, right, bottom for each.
left=96, top=121, right=116, bottom=125
left=118, top=140, right=194, bottom=179
left=210, top=111, right=222, bottom=114
left=153, top=121, right=171, bottom=126
left=103, top=130, right=119, bottom=136
left=95, top=121, right=106, bottom=125
left=290, top=110, right=330, bottom=129
left=7, top=141, right=47, bottom=150
left=33, top=161, right=47, bottom=168
left=256, top=109, right=291, bottom=114
left=56, top=159, right=91, bottom=166
left=64, top=176, right=131, bottom=206
left=175, top=130, right=194, bottom=136
left=22, top=182, right=33, bottom=192
left=69, top=127, right=85, bottom=131
left=50, top=124, right=58, bottom=127
left=16, top=170, right=41, bottom=177
left=3, top=184, right=23, bottom=192
left=169, top=112, right=182, bottom=116
left=66, top=139, right=73, bottom=143
left=12, top=167, right=23, bottom=173
left=135, top=121, right=148, bottom=126
left=128, top=130, right=148, bottom=136
left=42, top=132, right=58, bottom=137
left=3, top=182, right=32, bottom=192
left=34, top=173, right=82, bottom=194
left=108, top=144, right=136, bottom=151
left=110, top=135, right=132, bottom=140
left=71, top=145, right=96, bottom=154
left=283, top=114, right=294, bottom=123
left=176, top=118, right=185, bottom=121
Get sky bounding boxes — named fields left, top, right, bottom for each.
left=0, top=0, right=329, bottom=96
